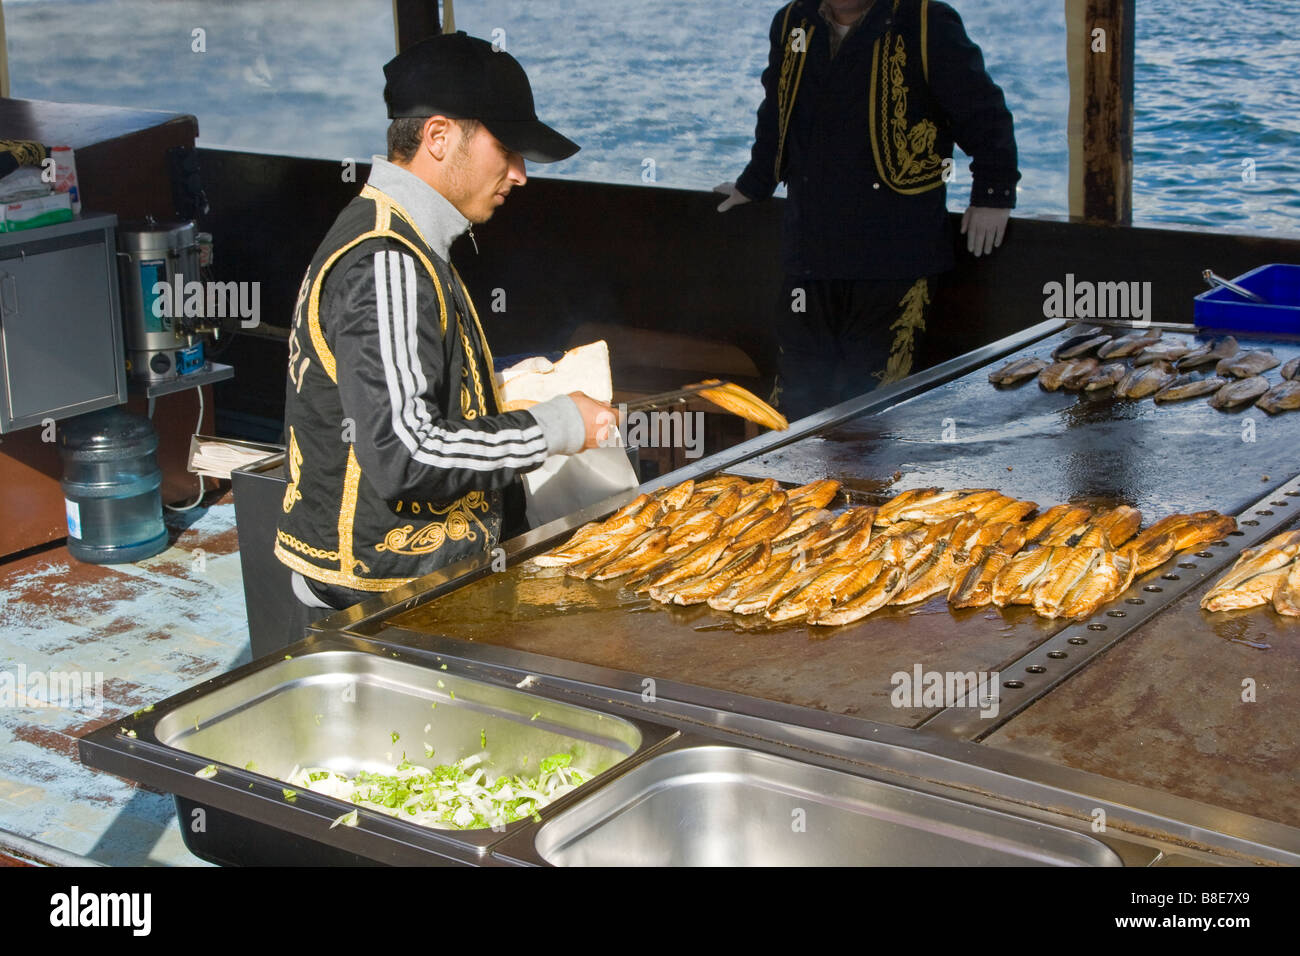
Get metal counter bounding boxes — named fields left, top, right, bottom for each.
left=79, top=320, right=1300, bottom=863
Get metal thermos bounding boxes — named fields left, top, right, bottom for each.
left=117, top=220, right=206, bottom=383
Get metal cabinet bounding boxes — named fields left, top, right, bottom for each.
left=0, top=214, right=125, bottom=433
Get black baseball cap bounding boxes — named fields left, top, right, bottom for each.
left=383, top=32, right=579, bottom=164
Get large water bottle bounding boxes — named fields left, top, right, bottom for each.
left=59, top=407, right=168, bottom=564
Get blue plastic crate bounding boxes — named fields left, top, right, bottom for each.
left=1194, top=263, right=1300, bottom=333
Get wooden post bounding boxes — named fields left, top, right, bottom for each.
left=1066, top=0, right=1135, bottom=224
left=0, top=0, right=10, bottom=98
left=392, top=0, right=442, bottom=53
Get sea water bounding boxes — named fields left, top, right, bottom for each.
left=5, top=0, right=1297, bottom=231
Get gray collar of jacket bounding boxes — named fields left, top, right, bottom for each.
left=367, top=156, right=469, bottom=261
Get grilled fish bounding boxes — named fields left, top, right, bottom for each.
left=1282, top=357, right=1300, bottom=381
left=637, top=537, right=732, bottom=591
left=1062, top=358, right=1104, bottom=391
left=1077, top=506, right=1142, bottom=548
left=814, top=510, right=879, bottom=562
left=949, top=546, right=1006, bottom=608
left=894, top=489, right=1000, bottom=524
left=808, top=562, right=907, bottom=626
left=1082, top=363, right=1128, bottom=390
left=535, top=523, right=644, bottom=567
left=708, top=554, right=795, bottom=612
left=770, top=508, right=832, bottom=548
left=1153, top=373, right=1230, bottom=403
left=692, top=475, right=749, bottom=495
left=583, top=528, right=673, bottom=581
left=766, top=564, right=861, bottom=622
left=731, top=560, right=821, bottom=616
left=1131, top=530, right=1176, bottom=575
left=1209, top=375, right=1270, bottom=410
left=1040, top=506, right=1101, bottom=545
left=1177, top=336, right=1239, bottom=370
left=1216, top=349, right=1280, bottom=378
left=664, top=508, right=724, bottom=549
left=1114, top=360, right=1175, bottom=399
left=730, top=504, right=794, bottom=549
left=875, top=487, right=957, bottom=524
left=989, top=356, right=1050, bottom=385
left=992, top=546, right=1073, bottom=606
left=654, top=542, right=770, bottom=606
left=725, top=488, right=787, bottom=528
left=1052, top=330, right=1112, bottom=360
left=1256, top=379, right=1300, bottom=415
left=1040, top=358, right=1098, bottom=392
left=784, top=479, right=842, bottom=511
left=1274, top=561, right=1300, bottom=617
left=1032, top=547, right=1105, bottom=619
left=1023, top=504, right=1074, bottom=544
left=1133, top=340, right=1192, bottom=365
left=695, top=485, right=743, bottom=518
left=1056, top=547, right=1138, bottom=620
left=1132, top=511, right=1236, bottom=554
left=1202, top=546, right=1298, bottom=612
left=654, top=479, right=695, bottom=512
left=1097, top=329, right=1162, bottom=359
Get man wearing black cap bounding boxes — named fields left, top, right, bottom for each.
left=277, top=32, right=612, bottom=612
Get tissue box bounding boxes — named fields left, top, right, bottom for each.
left=2, top=192, right=74, bottom=232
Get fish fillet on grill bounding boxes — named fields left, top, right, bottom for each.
left=708, top=554, right=795, bottom=612
left=728, top=504, right=794, bottom=549
left=785, top=479, right=842, bottom=511
left=652, top=542, right=770, bottom=606
left=635, top=537, right=732, bottom=592
left=1051, top=331, right=1111, bottom=360
left=1056, top=547, right=1140, bottom=620
left=807, top=561, right=907, bottom=625
left=1202, top=533, right=1300, bottom=612
left=949, top=546, right=1014, bottom=609
left=1032, top=547, right=1106, bottom=619
left=765, top=564, right=861, bottom=622
left=1040, top=358, right=1098, bottom=391
left=1216, top=349, right=1280, bottom=379
left=989, top=356, right=1050, bottom=385
left=664, top=508, right=724, bottom=549
left=1274, top=561, right=1300, bottom=617
left=889, top=515, right=981, bottom=605
left=580, top=528, right=672, bottom=581
left=1256, top=380, right=1300, bottom=415
left=1023, top=504, right=1074, bottom=544
left=730, top=559, right=820, bottom=616
left=1040, top=506, right=1101, bottom=545
left=992, top=546, right=1074, bottom=606
left=653, top=479, right=695, bottom=512
left=874, top=488, right=954, bottom=524
left=893, top=489, right=1000, bottom=524
left=1098, top=329, right=1162, bottom=359
left=1177, top=336, right=1238, bottom=370
left=1075, top=506, right=1142, bottom=548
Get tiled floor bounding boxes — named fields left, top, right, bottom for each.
left=0, top=495, right=252, bottom=866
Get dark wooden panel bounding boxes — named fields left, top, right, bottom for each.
left=0, top=97, right=198, bottom=221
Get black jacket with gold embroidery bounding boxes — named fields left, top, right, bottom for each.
left=276, top=184, right=550, bottom=592
left=736, top=0, right=1020, bottom=280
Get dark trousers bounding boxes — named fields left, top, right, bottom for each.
left=775, top=276, right=932, bottom=421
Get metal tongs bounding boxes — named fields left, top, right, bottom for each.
left=1203, top=269, right=1266, bottom=304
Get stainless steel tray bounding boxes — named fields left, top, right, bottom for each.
left=79, top=635, right=677, bottom=865
left=522, top=744, right=1123, bottom=867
